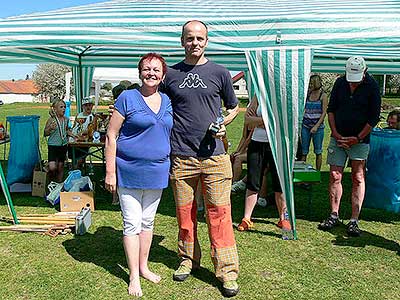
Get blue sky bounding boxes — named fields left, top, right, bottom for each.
left=0, top=0, right=104, bottom=80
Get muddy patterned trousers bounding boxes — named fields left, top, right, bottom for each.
left=170, top=154, right=239, bottom=282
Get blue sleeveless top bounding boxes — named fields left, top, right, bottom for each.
left=302, top=91, right=324, bottom=129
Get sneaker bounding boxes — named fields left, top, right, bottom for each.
left=173, top=264, right=192, bottom=281
left=237, top=218, right=254, bottom=231
left=231, top=180, right=246, bottom=193
left=318, top=215, right=340, bottom=231
left=347, top=220, right=361, bottom=237
left=222, top=280, right=239, bottom=297
left=277, top=219, right=291, bottom=230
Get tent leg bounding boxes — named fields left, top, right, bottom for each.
left=0, top=163, right=19, bottom=224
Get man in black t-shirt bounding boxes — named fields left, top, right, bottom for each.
left=162, top=20, right=240, bottom=297
left=318, top=56, right=381, bottom=237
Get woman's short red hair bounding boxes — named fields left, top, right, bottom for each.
left=138, top=53, right=167, bottom=75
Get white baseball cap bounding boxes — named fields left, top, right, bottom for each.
left=346, top=56, right=367, bottom=82
left=82, top=96, right=94, bottom=105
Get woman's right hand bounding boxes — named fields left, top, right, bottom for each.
left=105, top=173, right=117, bottom=193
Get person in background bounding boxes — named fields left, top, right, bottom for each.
left=68, top=96, right=95, bottom=168
left=319, top=56, right=381, bottom=237
left=385, top=109, right=400, bottom=130
left=112, top=84, right=127, bottom=101
left=300, top=74, right=328, bottom=171
left=231, top=106, right=272, bottom=207
left=230, top=119, right=253, bottom=192
left=162, top=20, right=240, bottom=297
left=44, top=99, right=71, bottom=182
left=105, top=53, right=173, bottom=297
left=237, top=96, right=289, bottom=232
left=127, top=83, right=141, bottom=90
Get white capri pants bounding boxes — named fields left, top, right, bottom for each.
left=118, top=187, right=162, bottom=236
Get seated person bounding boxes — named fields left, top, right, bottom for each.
left=112, top=84, right=127, bottom=100
left=231, top=120, right=254, bottom=192
left=385, top=109, right=400, bottom=130
left=68, top=96, right=95, bottom=168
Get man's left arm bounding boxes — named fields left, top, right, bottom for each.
left=355, top=82, right=381, bottom=141
left=223, top=104, right=239, bottom=126
left=215, top=104, right=239, bottom=139
left=215, top=68, right=240, bottom=138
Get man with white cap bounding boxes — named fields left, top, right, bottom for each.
left=318, top=56, right=381, bottom=236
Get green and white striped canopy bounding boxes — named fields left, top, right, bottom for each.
left=0, top=0, right=399, bottom=68
left=1, top=0, right=399, bottom=238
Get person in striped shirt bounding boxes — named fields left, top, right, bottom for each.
left=300, top=74, right=328, bottom=171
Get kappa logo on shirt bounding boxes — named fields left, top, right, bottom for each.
left=178, top=73, right=207, bottom=89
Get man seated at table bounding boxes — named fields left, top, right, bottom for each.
left=68, top=96, right=95, bottom=168
left=385, top=109, right=400, bottom=130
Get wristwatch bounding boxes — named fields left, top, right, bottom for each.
left=357, top=136, right=363, bottom=143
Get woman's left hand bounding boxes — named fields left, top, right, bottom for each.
left=105, top=173, right=117, bottom=193
left=310, top=125, right=318, bottom=134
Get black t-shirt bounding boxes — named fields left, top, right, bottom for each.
left=327, top=73, right=381, bottom=143
left=161, top=60, right=238, bottom=157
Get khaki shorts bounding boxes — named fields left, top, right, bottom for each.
left=327, top=137, right=370, bottom=167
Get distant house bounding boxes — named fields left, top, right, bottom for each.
left=0, top=79, right=39, bottom=103
left=232, top=71, right=248, bottom=99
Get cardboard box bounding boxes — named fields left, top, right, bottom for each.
left=60, top=191, right=95, bottom=212
left=32, top=170, right=47, bottom=197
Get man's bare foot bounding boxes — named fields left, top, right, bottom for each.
left=140, top=268, right=161, bottom=283
left=128, top=277, right=142, bottom=297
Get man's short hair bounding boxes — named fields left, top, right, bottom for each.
left=112, top=84, right=126, bottom=100
left=181, top=20, right=208, bottom=38
left=127, top=83, right=140, bottom=90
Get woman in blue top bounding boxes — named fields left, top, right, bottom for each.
left=105, top=53, right=173, bottom=297
left=301, top=74, right=328, bottom=170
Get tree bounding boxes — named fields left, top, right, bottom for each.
left=101, top=82, right=113, bottom=91
left=387, top=74, right=400, bottom=95
left=32, top=63, right=71, bottom=101
left=318, top=73, right=340, bottom=94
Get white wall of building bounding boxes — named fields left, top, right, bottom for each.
left=233, top=77, right=248, bottom=98
left=0, top=94, right=36, bottom=103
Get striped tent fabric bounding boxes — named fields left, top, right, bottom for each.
left=0, top=0, right=399, bottom=65
left=246, top=49, right=312, bottom=239
left=72, top=66, right=95, bottom=110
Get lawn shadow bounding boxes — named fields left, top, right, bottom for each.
left=321, top=225, right=400, bottom=254
left=62, top=226, right=179, bottom=284
left=294, top=171, right=400, bottom=224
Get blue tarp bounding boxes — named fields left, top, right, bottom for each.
left=6, top=115, right=40, bottom=186
left=364, top=129, right=400, bottom=213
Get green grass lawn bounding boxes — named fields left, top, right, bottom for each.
left=0, top=102, right=399, bottom=300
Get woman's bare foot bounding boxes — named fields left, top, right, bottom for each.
left=128, top=277, right=142, bottom=297
left=140, top=268, right=161, bottom=283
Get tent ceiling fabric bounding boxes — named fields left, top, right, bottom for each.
left=0, top=0, right=400, bottom=71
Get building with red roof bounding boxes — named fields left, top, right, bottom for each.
left=0, top=79, right=39, bottom=103
left=232, top=71, right=248, bottom=99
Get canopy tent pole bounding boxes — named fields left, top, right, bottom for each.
left=0, top=163, right=19, bottom=224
